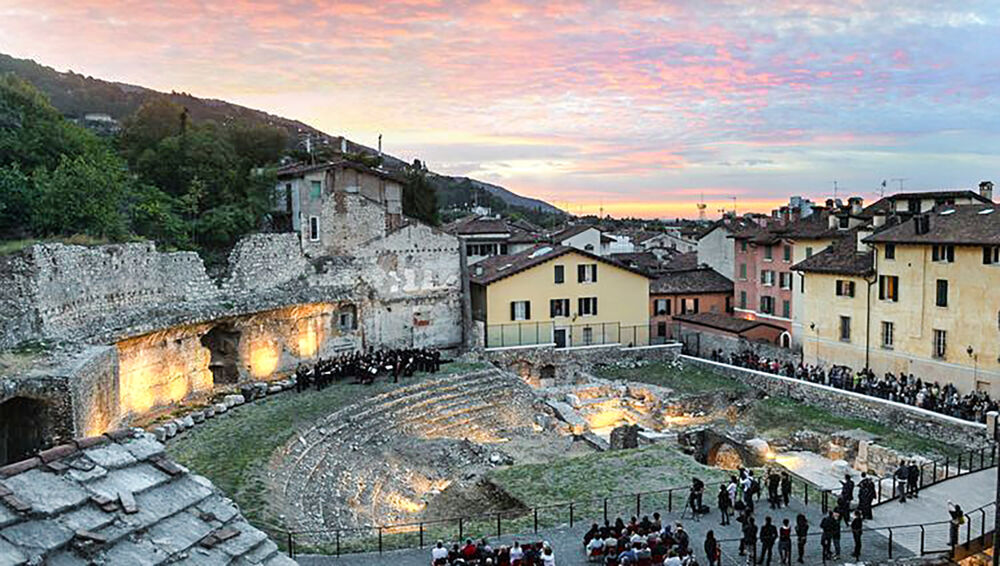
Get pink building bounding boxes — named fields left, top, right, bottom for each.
left=731, top=226, right=795, bottom=345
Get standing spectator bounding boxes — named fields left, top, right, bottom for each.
left=540, top=542, right=556, bottom=566
left=948, top=501, right=965, bottom=547
left=767, top=470, right=781, bottom=510
left=759, top=516, right=778, bottom=566
left=850, top=510, right=864, bottom=560
left=840, top=474, right=855, bottom=503
left=718, top=484, right=732, bottom=526
left=509, top=541, right=523, bottom=564
left=704, top=530, right=720, bottom=566
left=778, top=518, right=792, bottom=566
left=908, top=461, right=921, bottom=498
left=794, top=514, right=809, bottom=564
left=675, top=523, right=690, bottom=555
left=857, top=473, right=875, bottom=520
left=741, top=516, right=758, bottom=565
left=895, top=462, right=909, bottom=503
left=780, top=472, right=792, bottom=508
left=820, top=511, right=838, bottom=560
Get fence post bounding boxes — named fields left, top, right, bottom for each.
left=804, top=483, right=809, bottom=506
left=497, top=513, right=501, bottom=538
left=966, top=513, right=971, bottom=549
left=459, top=518, right=463, bottom=541
left=336, top=530, right=341, bottom=557
left=920, top=525, right=925, bottom=555
left=286, top=532, right=294, bottom=558
left=981, top=508, right=987, bottom=540
left=958, top=453, right=963, bottom=475
left=419, top=523, right=424, bottom=548
left=877, top=478, right=883, bottom=502
left=604, top=498, right=608, bottom=522
left=945, top=456, right=950, bottom=479
left=570, top=503, right=574, bottom=528
left=933, top=460, right=938, bottom=483
left=378, top=527, right=383, bottom=555
left=636, top=493, right=641, bottom=517
left=891, top=478, right=897, bottom=502
left=980, top=447, right=985, bottom=470
left=668, top=490, right=673, bottom=512
left=534, top=508, right=538, bottom=533
left=888, top=528, right=893, bottom=558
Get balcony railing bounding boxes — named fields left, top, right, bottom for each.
left=484, top=322, right=670, bottom=349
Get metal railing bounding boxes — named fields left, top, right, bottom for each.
left=711, top=501, right=996, bottom=565
left=484, top=322, right=667, bottom=349
left=270, top=473, right=823, bottom=558
left=818, top=444, right=997, bottom=513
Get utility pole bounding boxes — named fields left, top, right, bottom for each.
left=891, top=178, right=908, bottom=192
left=833, top=181, right=839, bottom=201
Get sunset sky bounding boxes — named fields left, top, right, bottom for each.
left=3, top=1, right=999, bottom=218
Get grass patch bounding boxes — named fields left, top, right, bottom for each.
left=166, top=362, right=474, bottom=528
left=490, top=443, right=729, bottom=506
left=748, top=397, right=961, bottom=458
left=593, top=360, right=749, bottom=396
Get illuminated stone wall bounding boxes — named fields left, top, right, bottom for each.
left=113, top=303, right=350, bottom=420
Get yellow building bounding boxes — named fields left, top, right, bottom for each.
left=796, top=205, right=1000, bottom=396
left=470, top=245, right=652, bottom=348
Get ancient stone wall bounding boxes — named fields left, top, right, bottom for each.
left=67, top=345, right=119, bottom=437
left=222, top=233, right=310, bottom=292
left=676, top=325, right=799, bottom=364
left=682, top=356, right=989, bottom=447
left=0, top=253, right=40, bottom=349
left=485, top=343, right=682, bottom=386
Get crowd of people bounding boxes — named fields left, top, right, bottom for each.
left=430, top=539, right=556, bottom=565
left=293, top=347, right=443, bottom=390
left=712, top=350, right=998, bottom=423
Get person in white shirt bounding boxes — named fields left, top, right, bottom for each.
left=430, top=540, right=448, bottom=564
left=540, top=544, right=556, bottom=566
left=509, top=541, right=523, bottom=562
left=587, top=536, right=604, bottom=555
left=663, top=550, right=683, bottom=566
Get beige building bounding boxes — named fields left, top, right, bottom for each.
left=796, top=204, right=1000, bottom=396
left=470, top=245, right=651, bottom=348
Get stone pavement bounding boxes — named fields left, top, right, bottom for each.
left=866, top=467, right=996, bottom=555
left=297, top=493, right=913, bottom=566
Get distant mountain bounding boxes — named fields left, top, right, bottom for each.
left=0, top=53, right=564, bottom=218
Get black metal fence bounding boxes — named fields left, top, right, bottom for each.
left=271, top=474, right=824, bottom=558
left=818, top=444, right=997, bottom=513
left=484, top=322, right=669, bottom=349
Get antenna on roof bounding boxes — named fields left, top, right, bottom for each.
left=833, top=180, right=839, bottom=200
left=731, top=196, right=738, bottom=215
left=697, top=192, right=707, bottom=221
left=891, top=178, right=908, bottom=192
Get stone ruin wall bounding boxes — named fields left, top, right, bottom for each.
left=0, top=211, right=464, bottom=448
left=485, top=344, right=682, bottom=387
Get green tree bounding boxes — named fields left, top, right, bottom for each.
left=0, top=73, right=98, bottom=172
left=0, top=164, right=30, bottom=238
left=402, top=165, right=439, bottom=226
left=118, top=97, right=186, bottom=165
left=30, top=151, right=128, bottom=240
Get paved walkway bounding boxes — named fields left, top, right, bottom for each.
left=866, top=467, right=996, bottom=555
left=296, top=493, right=911, bottom=566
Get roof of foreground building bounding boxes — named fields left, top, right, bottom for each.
left=0, top=429, right=294, bottom=565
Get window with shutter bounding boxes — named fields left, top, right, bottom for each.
left=554, top=265, right=564, bottom=283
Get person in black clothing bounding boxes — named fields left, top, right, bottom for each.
left=837, top=493, right=852, bottom=527
left=718, top=484, right=732, bottom=526
left=820, top=511, right=839, bottom=560
left=689, top=477, right=705, bottom=521
left=767, top=470, right=781, bottom=510
left=840, top=474, right=855, bottom=503
left=780, top=472, right=792, bottom=508
left=741, top=516, right=758, bottom=564
left=908, top=461, right=920, bottom=498
left=758, top=516, right=778, bottom=566
left=857, top=473, right=875, bottom=520
left=850, top=510, right=864, bottom=559
left=794, top=514, right=809, bottom=564
left=895, top=462, right=909, bottom=502
left=778, top=518, right=792, bottom=566
left=704, top=530, right=720, bottom=566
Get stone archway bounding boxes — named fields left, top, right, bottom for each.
left=0, top=397, right=49, bottom=465
left=200, top=324, right=243, bottom=385
left=779, top=332, right=791, bottom=348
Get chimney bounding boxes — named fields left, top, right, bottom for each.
left=872, top=211, right=886, bottom=228
left=340, top=137, right=347, bottom=153
left=474, top=265, right=484, bottom=276
left=849, top=196, right=863, bottom=215
left=856, top=229, right=872, bottom=253
left=828, top=212, right=838, bottom=230
left=980, top=181, right=994, bottom=202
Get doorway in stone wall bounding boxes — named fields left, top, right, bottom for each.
left=0, top=397, right=48, bottom=465
left=200, top=324, right=242, bottom=385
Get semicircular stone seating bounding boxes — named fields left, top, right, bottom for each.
left=270, top=368, right=543, bottom=541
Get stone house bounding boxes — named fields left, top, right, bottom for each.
left=649, top=266, right=733, bottom=342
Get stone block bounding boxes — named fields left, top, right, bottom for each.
left=151, top=427, right=167, bottom=442
left=0, top=518, right=74, bottom=552
left=213, top=403, right=228, bottom=414
left=203, top=406, right=216, bottom=419
left=223, top=395, right=244, bottom=408
left=89, top=463, right=170, bottom=500
left=196, top=495, right=239, bottom=524
left=102, top=536, right=170, bottom=566
left=84, top=443, right=137, bottom=470
left=3, top=469, right=89, bottom=516
left=146, top=510, right=215, bottom=555
left=181, top=416, right=195, bottom=429
left=57, top=504, right=115, bottom=533
left=0, top=537, right=26, bottom=565
left=190, top=411, right=205, bottom=424
left=123, top=435, right=165, bottom=461
left=163, top=423, right=178, bottom=438
left=268, top=386, right=282, bottom=395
